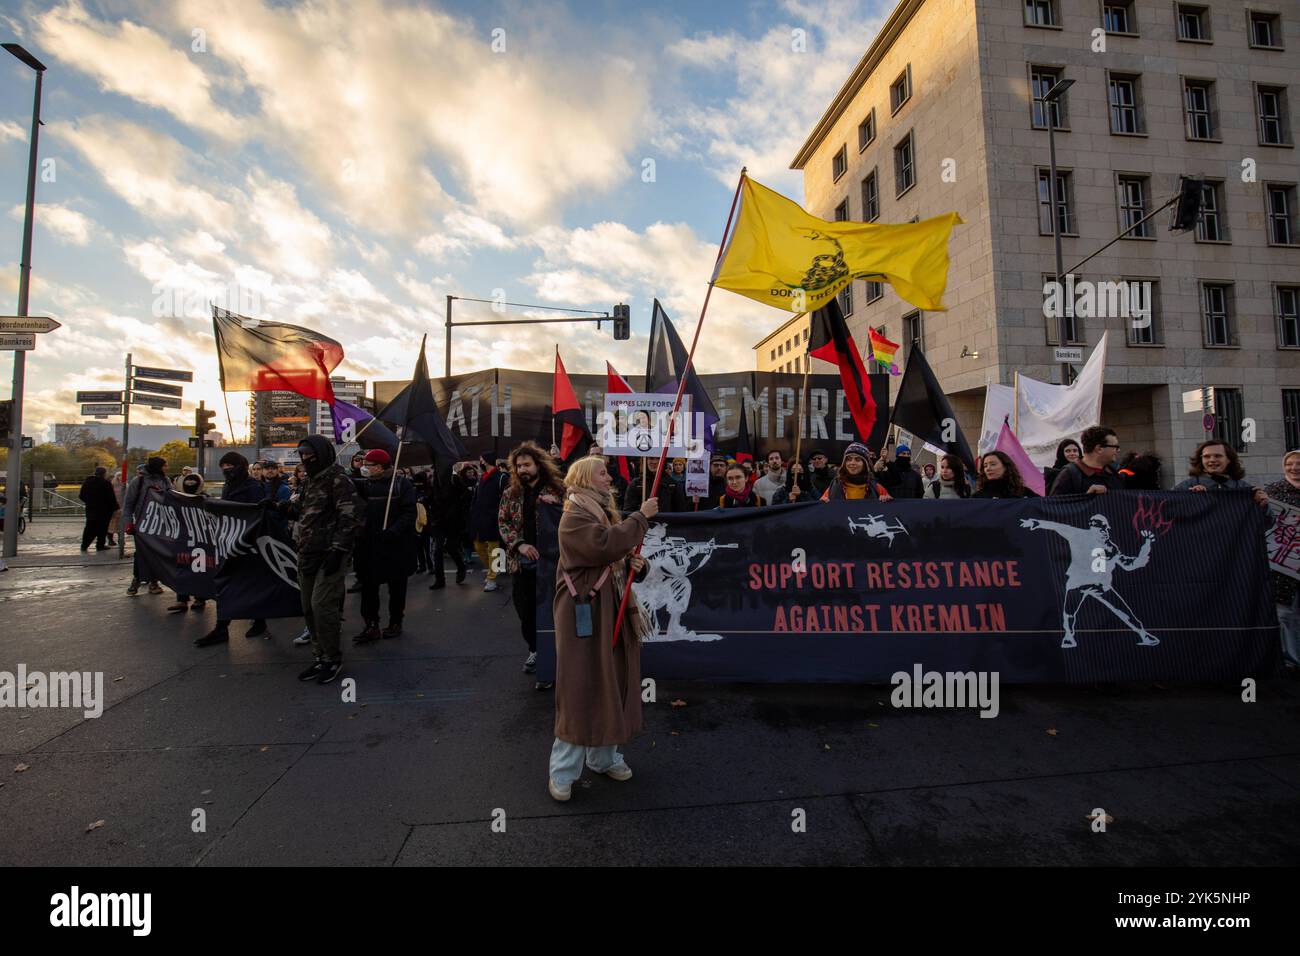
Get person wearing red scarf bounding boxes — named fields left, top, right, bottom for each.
left=718, top=464, right=765, bottom=509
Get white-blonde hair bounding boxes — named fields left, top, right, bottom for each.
left=563, top=455, right=620, bottom=523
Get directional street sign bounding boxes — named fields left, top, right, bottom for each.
left=0, top=316, right=61, bottom=333
left=76, top=390, right=123, bottom=404
left=1052, top=346, right=1083, bottom=364
left=129, top=392, right=183, bottom=410
left=132, top=379, right=184, bottom=397
left=81, top=403, right=124, bottom=416
left=0, top=333, right=35, bottom=350
left=133, top=366, right=192, bottom=383
left=188, top=437, right=215, bottom=448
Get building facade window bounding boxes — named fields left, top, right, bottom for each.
left=1284, top=389, right=1300, bottom=451
left=890, top=66, right=912, bottom=114
left=1176, top=4, right=1210, bottom=41
left=1118, top=175, right=1153, bottom=237
left=1278, top=286, right=1300, bottom=348
left=1025, top=0, right=1058, bottom=27
left=1256, top=86, right=1290, bottom=145
left=1037, top=168, right=1075, bottom=235
left=1030, top=66, right=1066, bottom=129
left=894, top=131, right=915, bottom=196
left=1108, top=73, right=1144, bottom=133
left=1184, top=79, right=1216, bottom=139
left=861, top=169, right=879, bottom=222
left=1267, top=184, right=1298, bottom=245
left=1102, top=1, right=1136, bottom=34
left=1213, top=388, right=1245, bottom=452
left=834, top=198, right=850, bottom=222
left=866, top=281, right=883, bottom=303
left=902, top=311, right=924, bottom=361
left=1202, top=283, right=1237, bottom=347
left=1250, top=11, right=1282, bottom=49
left=1124, top=278, right=1161, bottom=346
left=1041, top=272, right=1086, bottom=345
left=832, top=145, right=848, bottom=182
left=858, top=108, right=876, bottom=151
left=1196, top=180, right=1227, bottom=241
left=838, top=282, right=854, bottom=317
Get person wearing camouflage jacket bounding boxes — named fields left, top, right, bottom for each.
left=281, top=435, right=361, bottom=684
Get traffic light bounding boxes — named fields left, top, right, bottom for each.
left=195, top=405, right=216, bottom=436
left=612, top=302, right=630, bottom=341
left=1170, top=176, right=1209, bottom=232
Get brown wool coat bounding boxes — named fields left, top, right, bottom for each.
left=553, top=507, right=649, bottom=747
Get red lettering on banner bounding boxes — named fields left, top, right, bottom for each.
left=938, top=605, right=961, bottom=630
left=906, top=605, right=923, bottom=630
left=773, top=606, right=787, bottom=631
left=941, top=561, right=955, bottom=587
left=972, top=563, right=992, bottom=587
left=749, top=565, right=763, bottom=590
left=957, top=563, right=975, bottom=588
left=1006, top=563, right=1021, bottom=587
left=890, top=605, right=906, bottom=630
left=864, top=605, right=879, bottom=630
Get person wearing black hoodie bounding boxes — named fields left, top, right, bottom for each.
left=195, top=453, right=269, bottom=647
left=1042, top=439, right=1082, bottom=493
left=351, top=448, right=418, bottom=641
left=874, top=444, right=926, bottom=499
left=78, top=465, right=118, bottom=551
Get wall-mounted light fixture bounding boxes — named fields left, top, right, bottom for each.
left=961, top=345, right=980, bottom=359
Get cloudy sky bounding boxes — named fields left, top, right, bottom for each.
left=0, top=0, right=887, bottom=441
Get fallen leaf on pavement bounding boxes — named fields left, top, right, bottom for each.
left=1046, top=728, right=1059, bottom=736
left=868, top=722, right=879, bottom=728
left=822, top=743, right=831, bottom=751
left=669, top=731, right=680, bottom=736
left=113, top=677, right=124, bottom=683
left=85, top=820, right=105, bottom=832
left=14, top=763, right=29, bottom=773
left=259, top=746, right=269, bottom=752
left=670, top=699, right=687, bottom=708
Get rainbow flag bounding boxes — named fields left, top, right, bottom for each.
left=868, top=328, right=901, bottom=375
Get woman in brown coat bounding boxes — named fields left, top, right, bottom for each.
left=549, top=455, right=659, bottom=802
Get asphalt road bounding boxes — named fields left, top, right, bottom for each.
left=2, top=518, right=1299, bottom=866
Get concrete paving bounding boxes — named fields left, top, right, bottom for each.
left=2, top=520, right=1298, bottom=866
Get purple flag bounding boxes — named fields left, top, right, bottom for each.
left=995, top=422, right=1045, bottom=497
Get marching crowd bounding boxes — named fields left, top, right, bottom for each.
left=66, top=423, right=1299, bottom=800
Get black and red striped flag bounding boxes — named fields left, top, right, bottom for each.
left=808, top=298, right=878, bottom=447
left=553, top=349, right=593, bottom=464
left=605, top=361, right=633, bottom=481
left=735, top=406, right=754, bottom=465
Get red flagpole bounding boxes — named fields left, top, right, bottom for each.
left=613, top=166, right=747, bottom=645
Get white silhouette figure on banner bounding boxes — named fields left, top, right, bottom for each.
left=1020, top=515, right=1157, bottom=649
left=847, top=514, right=909, bottom=546
left=635, top=523, right=737, bottom=642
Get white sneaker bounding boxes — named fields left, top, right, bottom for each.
left=483, top=580, right=498, bottom=592
left=548, top=778, right=572, bottom=802
left=524, top=651, right=537, bottom=673
left=597, top=762, right=633, bottom=782
left=293, top=628, right=311, bottom=646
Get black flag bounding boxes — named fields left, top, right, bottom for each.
left=376, top=337, right=468, bottom=465
left=646, top=299, right=718, bottom=447
left=890, top=344, right=975, bottom=471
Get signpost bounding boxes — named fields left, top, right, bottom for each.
left=0, top=333, right=36, bottom=350
left=76, top=390, right=123, bottom=404
left=81, top=403, right=125, bottom=417
left=0, top=315, right=60, bottom=334
left=131, top=379, right=184, bottom=397
left=132, top=366, right=192, bottom=383
left=1052, top=346, right=1083, bottom=364
left=129, top=392, right=183, bottom=410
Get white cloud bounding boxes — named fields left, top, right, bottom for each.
left=243, top=173, right=333, bottom=280
left=0, top=119, right=26, bottom=142
left=11, top=203, right=95, bottom=245
left=34, top=1, right=243, bottom=134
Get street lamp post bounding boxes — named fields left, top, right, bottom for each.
left=1045, top=77, right=1075, bottom=387
left=2, top=42, right=46, bottom=559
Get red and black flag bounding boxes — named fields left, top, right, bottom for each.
left=213, top=307, right=343, bottom=402
left=553, top=349, right=593, bottom=465
left=734, top=406, right=754, bottom=465
left=808, top=298, right=878, bottom=447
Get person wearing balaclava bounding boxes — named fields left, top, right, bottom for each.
left=78, top=465, right=118, bottom=552
left=269, top=435, right=361, bottom=685
left=195, top=453, right=270, bottom=647
left=873, top=443, right=925, bottom=499
left=123, top=456, right=171, bottom=596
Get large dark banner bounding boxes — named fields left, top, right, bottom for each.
left=133, top=489, right=302, bottom=620
left=373, top=368, right=890, bottom=461
left=537, top=492, right=1279, bottom=683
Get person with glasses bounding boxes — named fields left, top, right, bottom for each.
left=1048, top=426, right=1125, bottom=496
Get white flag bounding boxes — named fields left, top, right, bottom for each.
left=979, top=383, right=1014, bottom=455
left=1014, top=332, right=1108, bottom=467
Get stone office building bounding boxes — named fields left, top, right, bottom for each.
left=782, top=0, right=1299, bottom=478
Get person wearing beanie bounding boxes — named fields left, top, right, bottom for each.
left=123, top=456, right=171, bottom=596
left=78, top=465, right=118, bottom=552
left=821, top=443, right=891, bottom=501
left=785, top=449, right=835, bottom=500
left=707, top=455, right=729, bottom=502
left=874, top=443, right=925, bottom=499
left=259, top=459, right=292, bottom=505
left=350, top=447, right=418, bottom=642
left=195, top=452, right=270, bottom=645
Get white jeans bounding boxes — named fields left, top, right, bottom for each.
left=549, top=737, right=625, bottom=787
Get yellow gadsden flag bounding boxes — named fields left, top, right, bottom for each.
left=712, top=176, right=963, bottom=313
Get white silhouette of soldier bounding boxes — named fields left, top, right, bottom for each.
left=635, top=523, right=728, bottom=642
left=1020, top=514, right=1158, bottom=649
